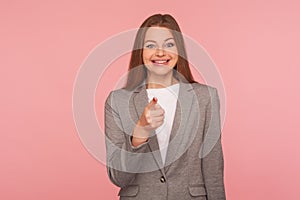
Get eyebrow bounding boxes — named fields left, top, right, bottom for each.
left=144, top=37, right=175, bottom=44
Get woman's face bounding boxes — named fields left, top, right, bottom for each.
left=142, top=27, right=178, bottom=78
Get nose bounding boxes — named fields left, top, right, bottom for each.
left=155, top=47, right=165, bottom=56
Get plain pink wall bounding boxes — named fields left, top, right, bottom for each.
left=1, top=0, right=300, bottom=199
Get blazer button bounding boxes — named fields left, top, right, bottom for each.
left=160, top=176, right=166, bottom=183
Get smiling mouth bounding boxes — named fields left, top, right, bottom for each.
left=151, top=59, right=170, bottom=65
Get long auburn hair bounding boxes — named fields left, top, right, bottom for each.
left=125, top=14, right=196, bottom=90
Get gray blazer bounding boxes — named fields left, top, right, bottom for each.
left=105, top=81, right=226, bottom=200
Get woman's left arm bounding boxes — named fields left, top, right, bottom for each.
left=201, top=87, right=226, bottom=200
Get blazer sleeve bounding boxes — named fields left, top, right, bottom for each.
left=104, top=91, right=150, bottom=188
left=201, top=87, right=226, bottom=200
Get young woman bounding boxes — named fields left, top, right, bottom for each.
left=105, top=14, right=226, bottom=200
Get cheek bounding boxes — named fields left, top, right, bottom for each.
left=170, top=55, right=179, bottom=67
left=166, top=48, right=178, bottom=57
left=142, top=50, right=152, bottom=62
left=142, top=53, right=154, bottom=66
left=170, top=53, right=178, bottom=63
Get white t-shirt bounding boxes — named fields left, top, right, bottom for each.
left=146, top=83, right=179, bottom=165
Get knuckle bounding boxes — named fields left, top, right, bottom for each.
left=145, top=116, right=151, bottom=123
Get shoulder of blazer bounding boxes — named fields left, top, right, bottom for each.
left=191, top=82, right=216, bottom=92
left=190, top=82, right=217, bottom=100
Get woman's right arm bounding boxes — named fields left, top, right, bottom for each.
left=104, top=92, right=164, bottom=188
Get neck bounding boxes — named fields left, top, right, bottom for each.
left=146, top=73, right=178, bottom=89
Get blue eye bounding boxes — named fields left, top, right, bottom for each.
left=145, top=44, right=155, bottom=49
left=165, top=42, right=175, bottom=48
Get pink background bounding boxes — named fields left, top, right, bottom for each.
left=1, top=0, right=300, bottom=199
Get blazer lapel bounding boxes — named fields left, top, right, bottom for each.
left=164, top=82, right=195, bottom=173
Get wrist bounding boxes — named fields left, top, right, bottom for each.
left=131, top=136, right=148, bottom=147
left=131, top=123, right=150, bottom=147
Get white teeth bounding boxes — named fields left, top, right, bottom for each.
left=153, top=60, right=168, bottom=64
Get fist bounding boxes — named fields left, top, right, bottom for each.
left=138, top=97, right=165, bottom=132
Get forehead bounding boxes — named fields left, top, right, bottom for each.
left=144, top=27, right=174, bottom=42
